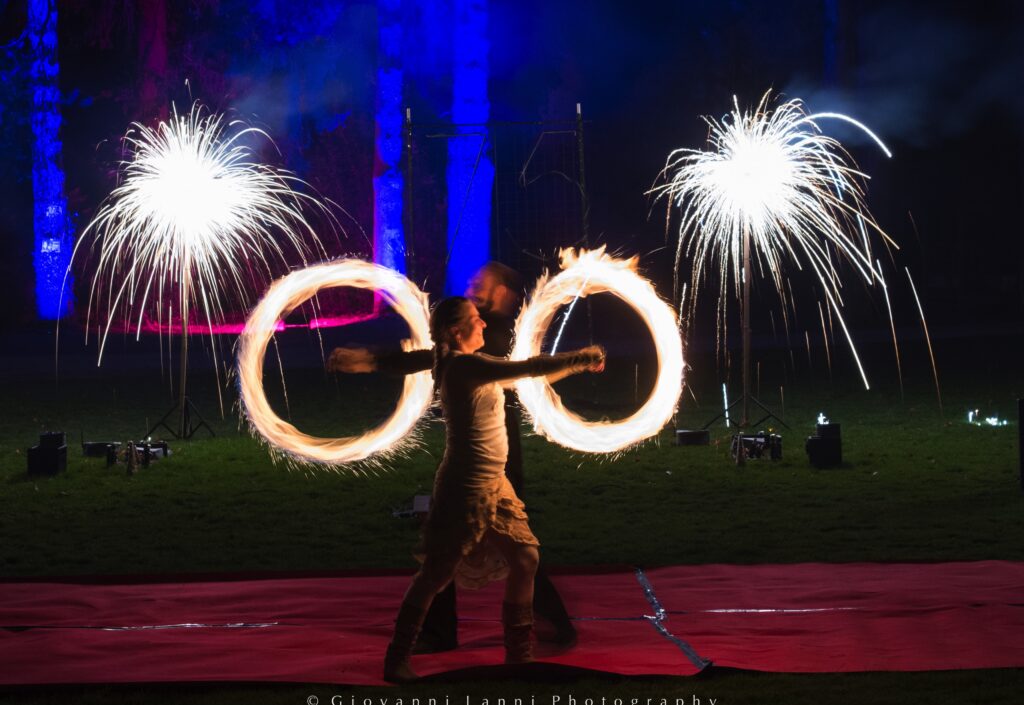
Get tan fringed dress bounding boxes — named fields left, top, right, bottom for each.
left=419, top=350, right=599, bottom=589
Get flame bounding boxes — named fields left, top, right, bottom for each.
left=512, top=247, right=684, bottom=453
left=237, top=260, right=433, bottom=468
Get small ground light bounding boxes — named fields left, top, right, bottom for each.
left=967, top=409, right=1009, bottom=427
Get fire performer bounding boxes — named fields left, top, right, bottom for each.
left=328, top=262, right=581, bottom=654
left=336, top=296, right=603, bottom=682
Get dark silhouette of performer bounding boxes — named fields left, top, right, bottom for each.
left=328, top=262, right=578, bottom=653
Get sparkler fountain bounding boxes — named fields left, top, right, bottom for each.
left=70, top=103, right=330, bottom=438
left=654, top=92, right=893, bottom=463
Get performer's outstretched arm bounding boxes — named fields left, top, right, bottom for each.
left=376, top=348, right=433, bottom=375
left=327, top=347, right=432, bottom=375
left=450, top=347, right=604, bottom=389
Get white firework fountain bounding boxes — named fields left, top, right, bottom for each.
left=72, top=102, right=331, bottom=437
left=654, top=92, right=893, bottom=461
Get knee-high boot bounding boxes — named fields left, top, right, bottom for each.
left=502, top=601, right=534, bottom=664
left=384, top=601, right=427, bottom=683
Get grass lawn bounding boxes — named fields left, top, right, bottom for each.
left=2, top=329, right=1022, bottom=704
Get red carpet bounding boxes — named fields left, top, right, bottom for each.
left=1, top=561, right=1022, bottom=685
left=650, top=561, right=1024, bottom=673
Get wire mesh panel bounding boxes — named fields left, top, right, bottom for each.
left=405, top=118, right=588, bottom=295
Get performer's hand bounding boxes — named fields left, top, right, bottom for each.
left=581, top=344, right=606, bottom=373
left=327, top=347, right=377, bottom=373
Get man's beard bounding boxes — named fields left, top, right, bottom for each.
left=472, top=296, right=493, bottom=314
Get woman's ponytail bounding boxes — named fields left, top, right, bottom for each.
left=429, top=296, right=471, bottom=393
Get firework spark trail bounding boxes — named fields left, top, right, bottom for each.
left=67, top=102, right=332, bottom=366
left=652, top=92, right=894, bottom=390
left=678, top=282, right=689, bottom=332
left=822, top=285, right=870, bottom=389
left=238, top=260, right=433, bottom=468
left=906, top=267, right=942, bottom=414
left=803, top=112, right=893, bottom=158
left=857, top=214, right=872, bottom=269
left=877, top=259, right=904, bottom=400
left=271, top=335, right=291, bottom=420
left=512, top=248, right=684, bottom=454
left=818, top=301, right=832, bottom=379
left=549, top=274, right=591, bottom=354
left=825, top=288, right=836, bottom=345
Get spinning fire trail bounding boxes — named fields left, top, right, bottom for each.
left=512, top=248, right=684, bottom=454
left=238, top=260, right=434, bottom=468
left=68, top=103, right=330, bottom=434
left=654, top=92, right=895, bottom=426
left=238, top=249, right=683, bottom=465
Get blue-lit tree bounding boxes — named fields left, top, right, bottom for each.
left=29, top=0, right=73, bottom=319
left=445, top=0, right=494, bottom=295
left=374, top=0, right=406, bottom=274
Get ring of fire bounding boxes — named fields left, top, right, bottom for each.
left=511, top=248, right=685, bottom=453
left=237, top=260, right=433, bottom=467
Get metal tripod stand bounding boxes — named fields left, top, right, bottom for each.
left=701, top=225, right=787, bottom=464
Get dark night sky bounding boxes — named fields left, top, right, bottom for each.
left=0, top=0, right=1021, bottom=333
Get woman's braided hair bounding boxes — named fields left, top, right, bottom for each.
left=429, top=296, right=472, bottom=392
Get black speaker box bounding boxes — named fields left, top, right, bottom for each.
left=28, top=433, right=67, bottom=476
left=816, top=422, right=841, bottom=439
left=39, top=431, right=65, bottom=449
left=83, top=441, right=120, bottom=457
left=676, top=429, right=711, bottom=445
left=805, top=435, right=842, bottom=468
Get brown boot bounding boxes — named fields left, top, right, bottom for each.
left=502, top=601, right=534, bottom=664
left=384, top=601, right=426, bottom=683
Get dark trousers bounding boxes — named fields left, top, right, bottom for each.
left=419, top=564, right=574, bottom=647
left=418, top=399, right=573, bottom=647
